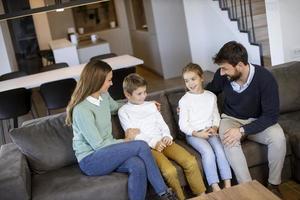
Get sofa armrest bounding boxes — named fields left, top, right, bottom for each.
left=0, top=143, right=31, bottom=200
left=290, top=134, right=300, bottom=182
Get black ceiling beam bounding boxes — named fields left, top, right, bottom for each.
left=0, top=0, right=108, bottom=21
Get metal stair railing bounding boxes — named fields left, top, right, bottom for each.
left=213, top=0, right=263, bottom=65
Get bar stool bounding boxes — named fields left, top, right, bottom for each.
left=0, top=88, right=33, bottom=144
left=39, top=78, right=77, bottom=115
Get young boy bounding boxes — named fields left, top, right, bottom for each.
left=118, top=73, right=206, bottom=200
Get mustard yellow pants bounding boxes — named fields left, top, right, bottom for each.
left=151, top=142, right=206, bottom=200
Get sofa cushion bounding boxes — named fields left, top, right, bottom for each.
left=10, top=113, right=76, bottom=174
left=270, top=61, right=300, bottom=113
left=32, top=165, right=128, bottom=200
left=165, top=87, right=186, bottom=139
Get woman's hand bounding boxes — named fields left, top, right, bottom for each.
left=154, top=140, right=166, bottom=152
left=162, top=136, right=173, bottom=146
left=192, top=129, right=212, bottom=139
left=151, top=101, right=161, bottom=112
left=125, top=128, right=140, bottom=141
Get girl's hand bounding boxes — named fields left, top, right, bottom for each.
left=162, top=136, right=173, bottom=146
left=125, top=128, right=140, bottom=141
left=192, top=129, right=212, bottom=139
left=208, top=126, right=219, bottom=136
left=155, top=140, right=166, bottom=152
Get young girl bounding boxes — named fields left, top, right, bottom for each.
left=178, top=63, right=232, bottom=192
left=65, top=60, right=176, bottom=200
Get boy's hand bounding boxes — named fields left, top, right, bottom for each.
left=162, top=136, right=173, bottom=146
left=154, top=140, right=166, bottom=152
left=125, top=128, right=140, bottom=141
left=192, top=129, right=212, bottom=139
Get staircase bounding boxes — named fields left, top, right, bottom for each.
left=214, top=0, right=271, bottom=67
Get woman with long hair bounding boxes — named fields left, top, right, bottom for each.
left=66, top=60, right=176, bottom=200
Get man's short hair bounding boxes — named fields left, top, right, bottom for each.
left=123, top=73, right=147, bottom=95
left=213, top=41, right=248, bottom=66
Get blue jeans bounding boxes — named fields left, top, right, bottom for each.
left=186, top=135, right=232, bottom=186
left=79, top=140, right=168, bottom=200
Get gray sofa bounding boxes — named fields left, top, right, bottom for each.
left=0, top=61, right=300, bottom=200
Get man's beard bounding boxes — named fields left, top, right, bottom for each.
left=227, top=71, right=242, bottom=82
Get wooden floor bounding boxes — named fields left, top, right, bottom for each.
left=279, top=181, right=300, bottom=200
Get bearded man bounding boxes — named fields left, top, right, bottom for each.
left=206, top=41, right=286, bottom=197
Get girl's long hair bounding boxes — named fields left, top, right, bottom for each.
left=65, top=60, right=112, bottom=126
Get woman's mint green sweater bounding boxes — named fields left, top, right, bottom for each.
left=72, top=93, right=123, bottom=162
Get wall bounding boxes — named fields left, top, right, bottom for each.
left=47, top=8, right=75, bottom=40
left=183, top=0, right=260, bottom=72
left=0, top=1, right=17, bottom=74
left=29, top=0, right=52, bottom=50
left=125, top=0, right=163, bottom=75
left=126, top=0, right=191, bottom=79
left=151, top=0, right=191, bottom=79
left=98, top=0, right=133, bottom=55
left=266, top=0, right=300, bottom=65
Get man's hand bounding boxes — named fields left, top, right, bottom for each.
left=125, top=128, right=140, bottom=141
left=162, top=136, right=173, bottom=146
left=155, top=140, right=166, bottom=152
left=192, top=129, right=212, bottom=139
left=222, top=127, right=242, bottom=147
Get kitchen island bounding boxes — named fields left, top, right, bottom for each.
left=77, top=38, right=111, bottom=64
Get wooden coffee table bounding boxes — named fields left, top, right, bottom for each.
left=189, top=180, right=281, bottom=200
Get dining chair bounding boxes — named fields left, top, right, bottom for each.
left=40, top=62, right=69, bottom=73
left=0, top=88, right=33, bottom=144
left=90, top=53, right=118, bottom=61
left=0, top=71, right=27, bottom=81
left=109, top=67, right=136, bottom=100
left=39, top=49, right=55, bottom=66
left=39, top=78, right=77, bottom=115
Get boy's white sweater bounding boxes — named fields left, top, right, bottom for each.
left=118, top=101, right=172, bottom=148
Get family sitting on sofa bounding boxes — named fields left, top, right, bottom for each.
left=64, top=41, right=286, bottom=200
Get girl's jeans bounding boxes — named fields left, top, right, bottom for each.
left=186, top=135, right=232, bottom=186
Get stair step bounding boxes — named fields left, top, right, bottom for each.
left=231, top=1, right=266, bottom=18
left=263, top=56, right=272, bottom=67
left=249, top=25, right=269, bottom=41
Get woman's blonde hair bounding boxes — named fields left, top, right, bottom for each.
left=182, top=63, right=204, bottom=78
left=65, top=60, right=112, bottom=126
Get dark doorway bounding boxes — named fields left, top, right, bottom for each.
left=2, top=0, right=42, bottom=74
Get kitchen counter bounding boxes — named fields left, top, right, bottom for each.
left=49, top=38, right=80, bottom=66
left=77, top=38, right=111, bottom=64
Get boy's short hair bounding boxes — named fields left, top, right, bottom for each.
left=123, top=73, right=147, bottom=94
left=182, top=63, right=204, bottom=78
left=213, top=41, right=248, bottom=66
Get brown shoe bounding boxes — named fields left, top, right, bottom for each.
left=267, top=183, right=283, bottom=199
left=158, top=188, right=178, bottom=200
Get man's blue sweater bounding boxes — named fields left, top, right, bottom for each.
left=206, top=65, right=279, bottom=134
